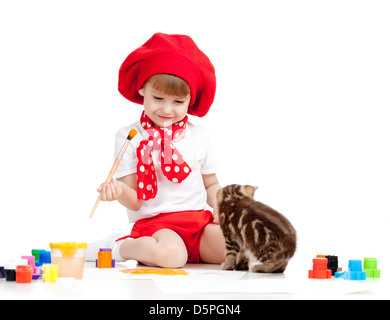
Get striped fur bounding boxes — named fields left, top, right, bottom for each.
left=217, top=184, right=296, bottom=273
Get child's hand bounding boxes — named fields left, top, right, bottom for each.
left=97, top=179, right=124, bottom=201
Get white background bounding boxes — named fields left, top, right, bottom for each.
left=1, top=0, right=389, bottom=272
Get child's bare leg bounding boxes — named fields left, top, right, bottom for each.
left=119, top=229, right=188, bottom=268
left=199, top=224, right=226, bottom=264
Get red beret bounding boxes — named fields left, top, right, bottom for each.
left=118, top=33, right=216, bottom=117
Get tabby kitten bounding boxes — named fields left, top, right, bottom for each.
left=216, top=184, right=296, bottom=273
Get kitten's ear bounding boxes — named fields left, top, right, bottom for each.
left=242, top=185, right=258, bottom=199
left=251, top=186, right=259, bottom=198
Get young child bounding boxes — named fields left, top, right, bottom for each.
left=86, top=33, right=226, bottom=268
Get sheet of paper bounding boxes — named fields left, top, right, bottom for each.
left=154, top=277, right=377, bottom=296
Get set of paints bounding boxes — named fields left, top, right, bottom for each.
left=0, top=250, right=50, bottom=283
left=308, top=255, right=381, bottom=280
left=1, top=242, right=87, bottom=284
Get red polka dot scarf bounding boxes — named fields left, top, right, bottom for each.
left=136, top=111, right=192, bottom=200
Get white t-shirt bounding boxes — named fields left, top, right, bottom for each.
left=114, top=121, right=218, bottom=223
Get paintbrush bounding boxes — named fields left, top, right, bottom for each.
left=89, top=129, right=137, bottom=219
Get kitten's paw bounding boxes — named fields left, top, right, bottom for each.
left=221, top=261, right=236, bottom=270
left=236, top=258, right=249, bottom=271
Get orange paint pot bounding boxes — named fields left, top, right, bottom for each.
left=97, top=250, right=112, bottom=268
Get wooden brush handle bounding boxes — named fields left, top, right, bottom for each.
left=89, top=130, right=137, bottom=219
left=89, top=193, right=103, bottom=219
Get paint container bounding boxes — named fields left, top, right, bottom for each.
left=0, top=261, right=5, bottom=279
left=49, top=243, right=87, bottom=279
left=42, top=264, right=59, bottom=282
left=4, top=262, right=17, bottom=281
left=97, top=248, right=112, bottom=268
left=39, top=251, right=51, bottom=264
left=16, top=265, right=33, bottom=283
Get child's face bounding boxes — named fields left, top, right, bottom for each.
left=139, top=81, right=190, bottom=128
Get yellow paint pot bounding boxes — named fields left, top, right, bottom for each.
left=42, top=264, right=59, bottom=282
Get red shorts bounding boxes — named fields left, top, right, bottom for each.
left=116, top=210, right=215, bottom=263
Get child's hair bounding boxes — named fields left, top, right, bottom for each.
left=146, top=74, right=191, bottom=98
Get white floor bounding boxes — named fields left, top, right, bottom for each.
left=1, top=259, right=388, bottom=300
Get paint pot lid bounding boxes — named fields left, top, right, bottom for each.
left=348, top=260, right=363, bottom=271
left=313, top=258, right=328, bottom=264
left=16, top=265, right=32, bottom=272
left=50, top=242, right=87, bottom=249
